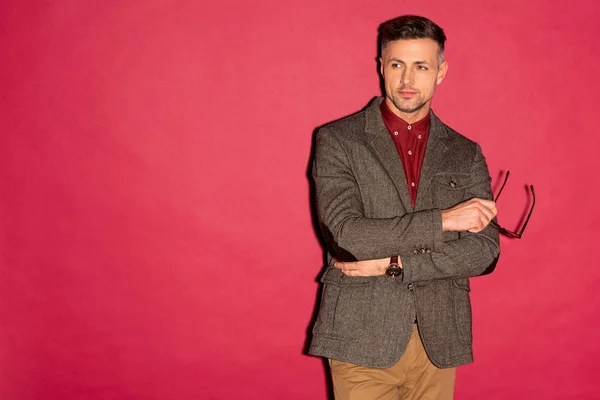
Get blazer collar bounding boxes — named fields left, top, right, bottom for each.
left=365, top=97, right=449, bottom=142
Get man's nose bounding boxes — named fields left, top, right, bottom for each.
left=401, top=69, right=414, bottom=85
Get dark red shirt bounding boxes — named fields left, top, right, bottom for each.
left=380, top=100, right=430, bottom=208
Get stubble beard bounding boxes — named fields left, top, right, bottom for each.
left=389, top=92, right=427, bottom=114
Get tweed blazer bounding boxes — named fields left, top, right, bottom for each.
left=308, top=97, right=500, bottom=369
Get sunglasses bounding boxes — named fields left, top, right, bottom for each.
left=489, top=171, right=535, bottom=239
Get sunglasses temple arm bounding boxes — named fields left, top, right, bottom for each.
left=517, top=185, right=536, bottom=236
left=494, top=170, right=510, bottom=202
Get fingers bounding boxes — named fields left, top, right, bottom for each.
left=333, top=259, right=387, bottom=276
left=334, top=261, right=357, bottom=275
left=467, top=198, right=497, bottom=233
left=334, top=261, right=350, bottom=272
left=443, top=198, right=498, bottom=232
left=471, top=198, right=496, bottom=210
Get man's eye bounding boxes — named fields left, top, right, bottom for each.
left=392, top=63, right=402, bottom=68
left=418, top=66, right=428, bottom=70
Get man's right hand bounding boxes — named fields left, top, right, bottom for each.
left=441, top=198, right=497, bottom=233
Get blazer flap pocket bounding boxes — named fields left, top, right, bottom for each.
left=433, top=172, right=471, bottom=190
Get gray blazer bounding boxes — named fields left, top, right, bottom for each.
left=308, top=97, right=500, bottom=369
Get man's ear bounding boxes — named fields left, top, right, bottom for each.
left=437, top=61, right=448, bottom=84
left=379, top=57, right=384, bottom=77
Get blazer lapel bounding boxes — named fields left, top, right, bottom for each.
left=415, top=111, right=450, bottom=209
left=365, top=98, right=413, bottom=211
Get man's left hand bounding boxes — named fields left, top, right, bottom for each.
left=334, top=257, right=394, bottom=276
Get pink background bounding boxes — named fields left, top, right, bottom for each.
left=1, top=1, right=599, bottom=399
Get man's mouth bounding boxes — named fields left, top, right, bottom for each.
left=398, top=89, right=418, bottom=97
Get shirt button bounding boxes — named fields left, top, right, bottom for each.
left=394, top=131, right=398, bottom=136
left=418, top=135, right=422, bottom=139
left=411, top=182, right=415, bottom=187
left=407, top=125, right=412, bottom=130
left=408, top=150, right=413, bottom=156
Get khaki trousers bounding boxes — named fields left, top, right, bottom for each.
left=329, top=325, right=456, bottom=400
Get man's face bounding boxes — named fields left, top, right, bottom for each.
left=380, top=38, right=448, bottom=122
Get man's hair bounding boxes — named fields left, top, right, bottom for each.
left=379, top=15, right=446, bottom=64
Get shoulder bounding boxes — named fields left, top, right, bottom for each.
left=434, top=114, right=482, bottom=154
left=317, top=97, right=381, bottom=140
left=431, top=115, right=488, bottom=172
left=319, top=108, right=367, bottom=138
left=447, top=126, right=480, bottom=151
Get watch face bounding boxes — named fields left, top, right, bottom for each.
left=386, top=266, right=402, bottom=277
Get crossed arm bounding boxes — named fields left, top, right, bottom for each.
left=335, top=198, right=497, bottom=276
left=314, top=127, right=500, bottom=282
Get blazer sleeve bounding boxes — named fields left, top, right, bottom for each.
left=313, top=126, right=499, bottom=281
left=400, top=144, right=500, bottom=283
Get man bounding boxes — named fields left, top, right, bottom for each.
left=308, top=15, right=500, bottom=400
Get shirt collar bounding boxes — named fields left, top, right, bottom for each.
left=380, top=100, right=431, bottom=135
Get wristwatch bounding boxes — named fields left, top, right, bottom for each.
left=385, top=255, right=403, bottom=277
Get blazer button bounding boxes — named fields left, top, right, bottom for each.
left=449, top=180, right=457, bottom=188
left=419, top=248, right=426, bottom=254
left=425, top=248, right=431, bottom=253
left=413, top=249, right=419, bottom=255
left=407, top=283, right=413, bottom=291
